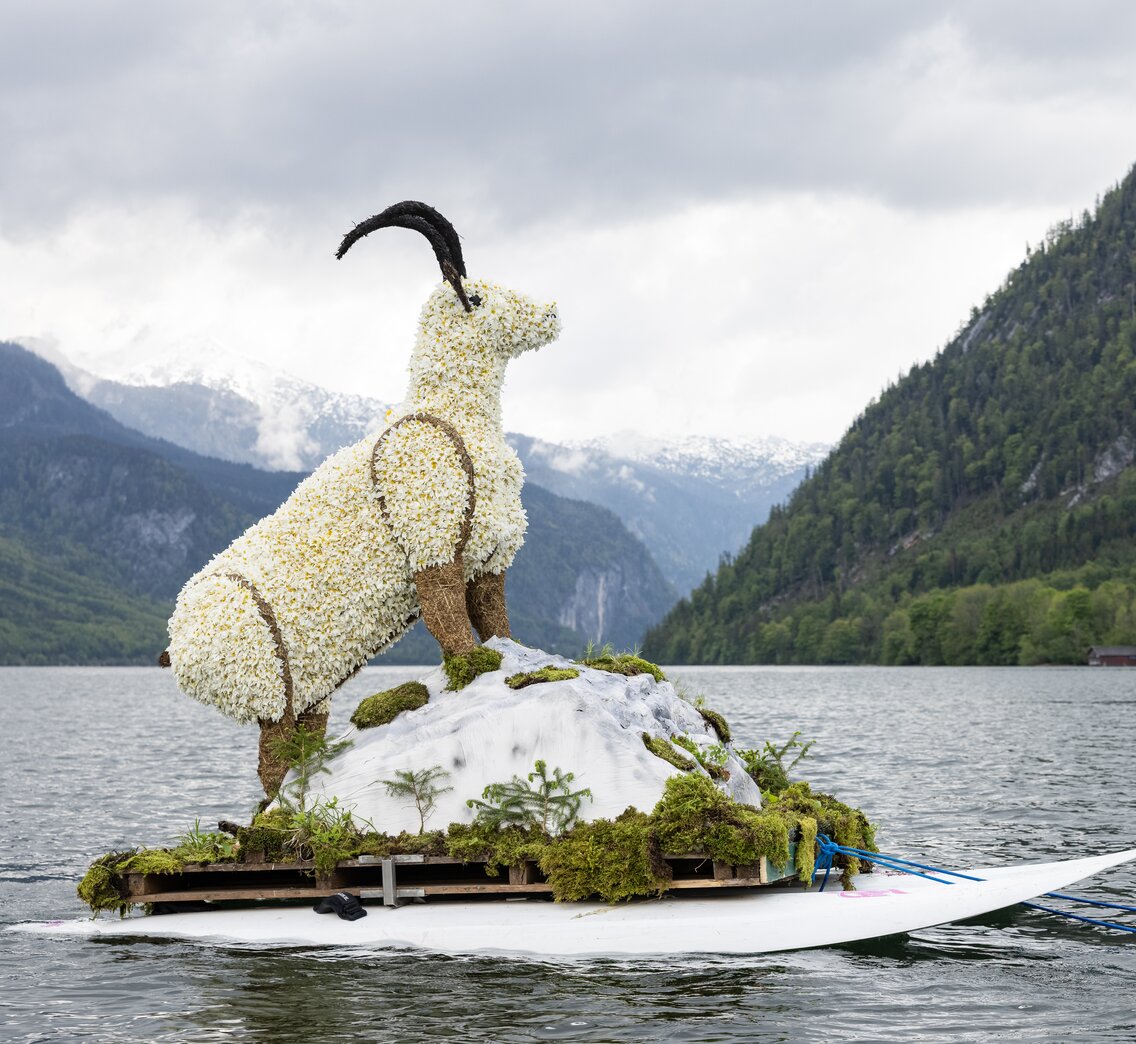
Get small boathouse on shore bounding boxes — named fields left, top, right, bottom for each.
left=1087, top=646, right=1136, bottom=666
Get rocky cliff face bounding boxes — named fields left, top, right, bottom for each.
left=557, top=565, right=663, bottom=648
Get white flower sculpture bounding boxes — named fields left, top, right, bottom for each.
left=164, top=203, right=560, bottom=794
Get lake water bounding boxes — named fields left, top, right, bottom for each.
left=2, top=664, right=1134, bottom=1042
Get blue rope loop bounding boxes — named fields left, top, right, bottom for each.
left=813, top=834, right=983, bottom=891
left=812, top=836, right=1134, bottom=933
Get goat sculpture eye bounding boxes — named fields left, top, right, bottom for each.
left=469, top=294, right=482, bottom=308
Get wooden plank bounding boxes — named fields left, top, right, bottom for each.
left=131, top=887, right=337, bottom=902
left=178, top=860, right=317, bottom=873
left=119, top=846, right=807, bottom=905
left=667, top=877, right=766, bottom=890
left=417, top=882, right=553, bottom=895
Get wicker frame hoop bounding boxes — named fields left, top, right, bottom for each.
left=369, top=413, right=477, bottom=556
left=207, top=571, right=297, bottom=726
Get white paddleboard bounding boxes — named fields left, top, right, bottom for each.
left=14, top=848, right=1134, bottom=957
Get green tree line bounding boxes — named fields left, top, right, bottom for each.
left=645, top=164, right=1136, bottom=664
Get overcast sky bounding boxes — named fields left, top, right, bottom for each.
left=3, top=1, right=1134, bottom=445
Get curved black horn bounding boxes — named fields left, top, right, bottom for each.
left=394, top=201, right=466, bottom=277
left=336, top=201, right=471, bottom=311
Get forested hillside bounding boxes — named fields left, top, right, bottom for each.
left=645, top=165, right=1136, bottom=665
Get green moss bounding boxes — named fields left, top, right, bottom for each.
left=76, top=744, right=876, bottom=914
left=642, top=733, right=696, bottom=771
left=238, top=809, right=292, bottom=863
left=505, top=666, right=580, bottom=689
left=443, top=647, right=503, bottom=690
left=445, top=821, right=548, bottom=876
left=578, top=653, right=666, bottom=682
left=77, top=851, right=135, bottom=916
left=171, top=819, right=238, bottom=864
left=441, top=773, right=874, bottom=903
left=309, top=826, right=358, bottom=878
left=387, top=830, right=448, bottom=857
left=672, top=734, right=698, bottom=757
left=672, top=734, right=729, bottom=780
left=351, top=681, right=429, bottom=729
left=651, top=773, right=791, bottom=867
left=795, top=816, right=818, bottom=884
left=698, top=707, right=732, bottom=743
left=764, top=782, right=877, bottom=888
left=540, top=809, right=672, bottom=902
left=77, top=848, right=184, bottom=916
left=121, top=849, right=184, bottom=876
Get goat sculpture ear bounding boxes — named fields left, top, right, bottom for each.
left=336, top=201, right=472, bottom=312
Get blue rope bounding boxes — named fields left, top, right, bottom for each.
left=1022, top=901, right=1136, bottom=934
left=1043, top=892, right=1136, bottom=914
left=811, top=836, right=1134, bottom=935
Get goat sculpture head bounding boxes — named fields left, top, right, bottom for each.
left=337, top=201, right=560, bottom=361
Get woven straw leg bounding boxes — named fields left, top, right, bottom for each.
left=466, top=569, right=511, bottom=641
left=414, top=556, right=476, bottom=656
left=257, top=716, right=293, bottom=801
left=256, top=704, right=330, bottom=801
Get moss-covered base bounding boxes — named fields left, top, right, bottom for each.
left=77, top=692, right=875, bottom=913
left=78, top=773, right=875, bottom=914
left=443, top=647, right=503, bottom=690
left=350, top=681, right=430, bottom=729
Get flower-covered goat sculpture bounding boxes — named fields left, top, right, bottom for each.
left=163, top=202, right=561, bottom=797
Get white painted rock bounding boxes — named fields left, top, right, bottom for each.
left=297, top=638, right=761, bottom=834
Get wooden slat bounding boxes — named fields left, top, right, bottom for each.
left=135, top=887, right=336, bottom=902
left=418, top=881, right=553, bottom=895
left=668, top=877, right=765, bottom=890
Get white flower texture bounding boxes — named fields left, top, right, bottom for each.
left=168, top=277, right=560, bottom=723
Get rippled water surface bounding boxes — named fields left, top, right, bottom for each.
left=2, top=664, right=1134, bottom=1042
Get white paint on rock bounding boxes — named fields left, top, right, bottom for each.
left=298, top=638, right=761, bottom=834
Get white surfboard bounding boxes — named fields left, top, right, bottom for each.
left=14, top=848, right=1134, bottom=957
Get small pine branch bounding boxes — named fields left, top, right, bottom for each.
left=381, top=766, right=453, bottom=833
left=271, top=727, right=353, bottom=813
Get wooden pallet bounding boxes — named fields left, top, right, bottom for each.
left=123, top=847, right=800, bottom=907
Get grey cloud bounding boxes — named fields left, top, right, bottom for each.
left=2, top=0, right=1134, bottom=235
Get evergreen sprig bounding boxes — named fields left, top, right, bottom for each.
left=466, top=759, right=592, bottom=835
left=381, top=765, right=453, bottom=833
left=271, top=726, right=353, bottom=814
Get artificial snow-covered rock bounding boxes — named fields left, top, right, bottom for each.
left=298, top=638, right=761, bottom=834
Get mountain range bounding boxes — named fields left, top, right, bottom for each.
left=0, top=343, right=674, bottom=663
left=48, top=354, right=826, bottom=596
